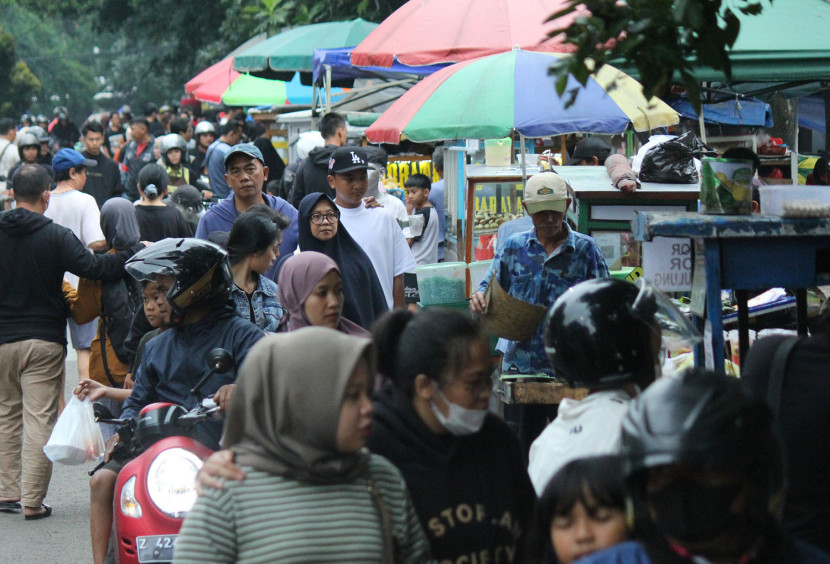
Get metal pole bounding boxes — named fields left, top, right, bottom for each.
left=520, top=132, right=527, bottom=187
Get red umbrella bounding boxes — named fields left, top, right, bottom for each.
left=186, top=58, right=239, bottom=103
left=350, top=0, right=582, bottom=68
left=184, top=34, right=267, bottom=101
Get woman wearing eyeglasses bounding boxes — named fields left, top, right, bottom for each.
left=297, top=192, right=388, bottom=330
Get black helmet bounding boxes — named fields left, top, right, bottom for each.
left=544, top=278, right=700, bottom=389
left=622, top=369, right=785, bottom=535
left=126, top=238, right=232, bottom=324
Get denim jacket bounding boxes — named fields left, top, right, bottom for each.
left=230, top=274, right=284, bottom=333
left=479, top=225, right=609, bottom=375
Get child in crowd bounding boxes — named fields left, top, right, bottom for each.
left=404, top=173, right=439, bottom=265
left=74, top=279, right=169, bottom=564
left=525, top=455, right=629, bottom=564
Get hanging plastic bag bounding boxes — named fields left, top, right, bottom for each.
left=43, top=395, right=105, bottom=465
left=638, top=131, right=717, bottom=184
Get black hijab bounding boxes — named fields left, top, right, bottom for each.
left=298, top=192, right=388, bottom=330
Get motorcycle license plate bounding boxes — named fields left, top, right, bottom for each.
left=137, top=534, right=178, bottom=563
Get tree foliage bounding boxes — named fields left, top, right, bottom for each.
left=0, top=0, right=407, bottom=121
left=547, top=0, right=770, bottom=112
left=0, top=23, right=41, bottom=116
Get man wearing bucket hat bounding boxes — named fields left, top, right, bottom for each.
left=470, top=172, right=609, bottom=450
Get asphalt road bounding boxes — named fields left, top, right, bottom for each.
left=0, top=347, right=94, bottom=562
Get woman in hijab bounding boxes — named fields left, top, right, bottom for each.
left=66, top=197, right=143, bottom=394
left=298, top=192, right=387, bottom=330
left=173, top=328, right=431, bottom=563
left=277, top=251, right=369, bottom=336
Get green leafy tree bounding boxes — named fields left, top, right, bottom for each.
left=0, top=24, right=41, bottom=116
left=547, top=0, right=770, bottom=111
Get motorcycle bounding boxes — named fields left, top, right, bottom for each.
left=92, top=348, right=233, bottom=564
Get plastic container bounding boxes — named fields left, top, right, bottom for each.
left=415, top=262, right=467, bottom=305
left=699, top=157, right=754, bottom=215
left=484, top=138, right=512, bottom=167
left=759, top=185, right=830, bottom=218
left=468, top=260, right=493, bottom=291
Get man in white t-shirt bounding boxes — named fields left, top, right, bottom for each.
left=0, top=118, right=20, bottom=195
left=45, top=148, right=107, bottom=381
left=328, top=147, right=416, bottom=309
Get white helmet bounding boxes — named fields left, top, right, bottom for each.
left=194, top=121, right=216, bottom=136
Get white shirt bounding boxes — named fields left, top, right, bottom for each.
left=527, top=389, right=632, bottom=495
left=45, top=189, right=105, bottom=287
left=410, top=207, right=439, bottom=266
left=337, top=202, right=417, bottom=309
left=0, top=138, right=21, bottom=192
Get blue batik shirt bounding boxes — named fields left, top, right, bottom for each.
left=230, top=274, right=284, bottom=333
left=478, top=225, right=609, bottom=375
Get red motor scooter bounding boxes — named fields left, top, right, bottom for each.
left=92, top=348, right=233, bottom=564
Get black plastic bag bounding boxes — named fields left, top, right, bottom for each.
left=639, top=132, right=717, bottom=184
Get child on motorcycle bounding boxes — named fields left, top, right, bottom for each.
left=92, top=238, right=264, bottom=564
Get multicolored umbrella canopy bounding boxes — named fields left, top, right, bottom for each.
left=366, top=50, right=679, bottom=143
left=220, top=74, right=317, bottom=107
left=185, top=34, right=267, bottom=95
left=351, top=0, right=580, bottom=68
left=234, top=19, right=378, bottom=82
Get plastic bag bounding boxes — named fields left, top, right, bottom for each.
left=43, top=395, right=105, bottom=465
left=639, top=132, right=717, bottom=184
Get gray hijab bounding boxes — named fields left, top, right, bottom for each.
left=223, top=327, right=374, bottom=484
left=100, top=198, right=140, bottom=250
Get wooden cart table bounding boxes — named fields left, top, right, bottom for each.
left=496, top=376, right=589, bottom=405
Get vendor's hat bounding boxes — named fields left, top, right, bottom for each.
left=567, top=136, right=611, bottom=165
left=524, top=172, right=570, bottom=214
left=52, top=148, right=97, bottom=172
left=329, top=147, right=368, bottom=174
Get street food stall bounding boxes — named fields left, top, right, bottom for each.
left=634, top=210, right=830, bottom=373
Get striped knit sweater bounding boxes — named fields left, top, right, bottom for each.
left=172, top=454, right=432, bottom=563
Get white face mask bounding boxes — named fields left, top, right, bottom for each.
left=430, top=388, right=488, bottom=436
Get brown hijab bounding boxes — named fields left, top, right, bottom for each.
left=277, top=251, right=369, bottom=336
left=223, top=327, right=375, bottom=483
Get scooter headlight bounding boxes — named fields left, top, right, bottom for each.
left=146, top=448, right=203, bottom=518
left=120, top=475, right=142, bottom=518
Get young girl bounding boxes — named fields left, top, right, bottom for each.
left=277, top=251, right=369, bottom=336
left=173, top=328, right=430, bottom=563
left=226, top=210, right=288, bottom=333
left=133, top=164, right=192, bottom=241
left=526, top=455, right=629, bottom=564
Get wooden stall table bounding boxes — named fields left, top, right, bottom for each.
left=496, top=376, right=589, bottom=405
left=633, top=211, right=830, bottom=371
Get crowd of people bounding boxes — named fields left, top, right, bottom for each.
left=0, top=103, right=829, bottom=564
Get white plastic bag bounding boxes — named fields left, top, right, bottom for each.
left=43, top=395, right=105, bottom=465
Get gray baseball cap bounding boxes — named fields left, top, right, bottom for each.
left=224, top=143, right=264, bottom=169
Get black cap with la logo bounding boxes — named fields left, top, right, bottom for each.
left=328, top=147, right=369, bottom=175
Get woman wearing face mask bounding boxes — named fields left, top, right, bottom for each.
left=369, top=308, right=536, bottom=562
left=195, top=308, right=535, bottom=562
left=173, top=328, right=431, bottom=563
left=277, top=251, right=369, bottom=336
left=298, top=192, right=387, bottom=330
